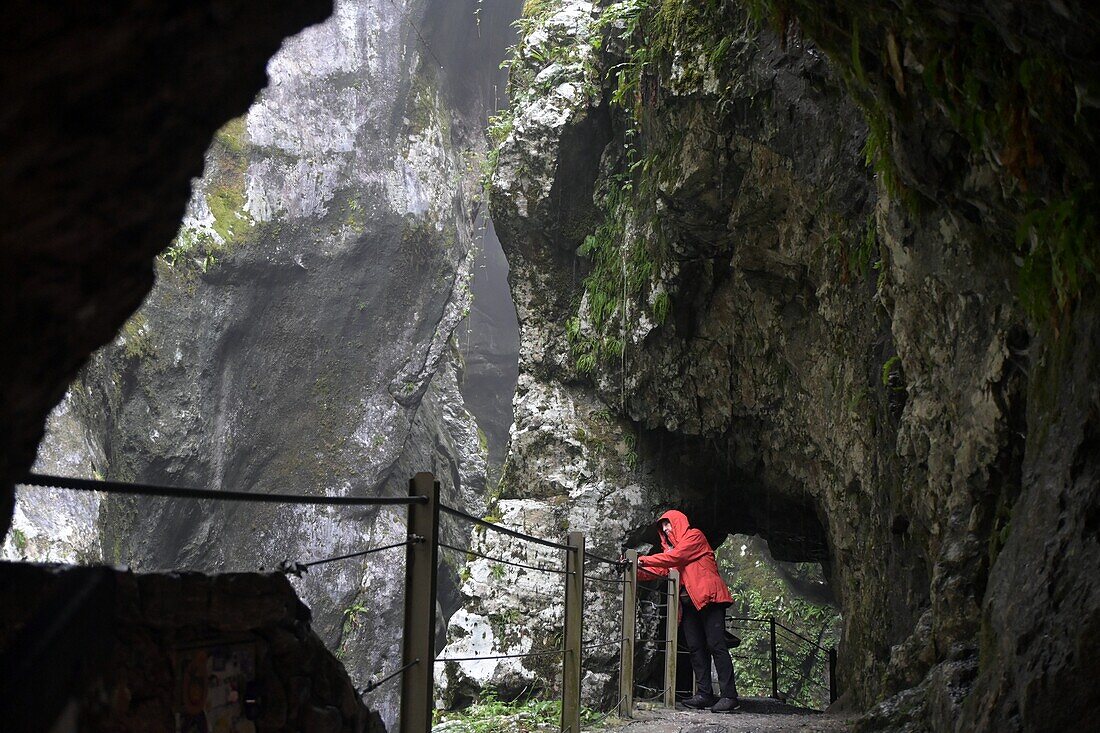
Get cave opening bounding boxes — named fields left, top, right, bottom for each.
left=624, top=428, right=832, bottom=567
left=614, top=424, right=843, bottom=710
left=7, top=0, right=1100, bottom=729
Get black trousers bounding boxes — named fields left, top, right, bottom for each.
left=681, top=600, right=737, bottom=699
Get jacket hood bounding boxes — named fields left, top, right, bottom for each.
left=657, top=509, right=691, bottom=546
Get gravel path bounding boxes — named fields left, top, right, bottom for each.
left=587, top=698, right=853, bottom=733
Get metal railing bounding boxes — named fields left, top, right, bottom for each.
left=724, top=615, right=838, bottom=708
left=11, top=471, right=434, bottom=733
left=10, top=470, right=838, bottom=731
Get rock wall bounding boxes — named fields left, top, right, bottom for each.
left=7, top=0, right=522, bottom=728
left=0, top=562, right=383, bottom=732
left=475, top=1, right=1099, bottom=731
left=1, top=1, right=332, bottom=534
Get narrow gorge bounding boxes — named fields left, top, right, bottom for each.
left=3, top=1, right=1098, bottom=732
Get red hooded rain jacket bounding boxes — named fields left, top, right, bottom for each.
left=637, top=509, right=733, bottom=611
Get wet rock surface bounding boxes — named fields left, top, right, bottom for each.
left=478, top=0, right=1100, bottom=731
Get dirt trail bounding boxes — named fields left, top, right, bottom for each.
left=588, top=698, right=853, bottom=733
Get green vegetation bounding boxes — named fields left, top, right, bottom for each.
left=718, top=536, right=840, bottom=709
left=1017, top=187, right=1098, bottom=326
left=338, top=601, right=370, bottom=658
left=567, top=185, right=636, bottom=370
left=11, top=528, right=28, bottom=553
left=433, top=688, right=606, bottom=732
left=861, top=107, right=904, bottom=202
left=566, top=0, right=758, bottom=374
left=121, top=313, right=154, bottom=360
left=652, top=290, right=671, bottom=325
left=407, top=72, right=451, bottom=139
left=825, top=215, right=879, bottom=286
left=623, top=432, right=639, bottom=470
left=162, top=116, right=255, bottom=275
left=740, top=1, right=1098, bottom=327
left=881, top=355, right=902, bottom=389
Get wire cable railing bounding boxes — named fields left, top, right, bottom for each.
left=20, top=472, right=428, bottom=506
left=436, top=648, right=567, bottom=663
left=281, top=538, right=421, bottom=577
left=437, top=541, right=573, bottom=576
left=12, top=470, right=839, bottom=729
left=718, top=614, right=837, bottom=708
left=439, top=503, right=575, bottom=552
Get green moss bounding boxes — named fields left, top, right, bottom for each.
left=121, top=313, right=154, bottom=360
left=206, top=116, right=254, bottom=245
left=744, top=1, right=1097, bottom=328
left=11, top=528, right=27, bottom=553
left=568, top=179, right=667, bottom=372
left=162, top=116, right=254, bottom=275
left=652, top=290, right=671, bottom=324
left=407, top=71, right=452, bottom=141
left=214, top=116, right=248, bottom=155
left=1017, top=187, right=1098, bottom=325
left=881, top=355, right=902, bottom=388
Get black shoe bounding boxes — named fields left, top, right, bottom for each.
left=710, top=697, right=741, bottom=713
left=682, top=693, right=719, bottom=709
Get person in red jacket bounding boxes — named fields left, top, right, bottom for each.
left=637, top=509, right=740, bottom=713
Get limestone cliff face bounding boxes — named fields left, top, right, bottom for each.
left=7, top=0, right=521, bottom=727
left=2, top=2, right=332, bottom=531
left=476, top=1, right=1099, bottom=731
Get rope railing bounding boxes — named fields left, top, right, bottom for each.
left=584, top=551, right=626, bottom=568
left=434, top=502, right=589, bottom=730
left=714, top=614, right=836, bottom=709
left=776, top=657, right=831, bottom=692
left=362, top=658, right=420, bottom=694
left=439, top=502, right=575, bottom=552
left=635, top=583, right=667, bottom=596
left=582, top=693, right=629, bottom=730
left=436, top=648, right=566, bottom=663
left=580, top=638, right=626, bottom=652
left=775, top=621, right=830, bottom=653
left=19, top=472, right=428, bottom=506
left=632, top=683, right=671, bottom=701
left=438, top=541, right=573, bottom=575
left=14, top=470, right=840, bottom=726
left=584, top=574, right=629, bottom=586
left=280, top=537, right=421, bottom=577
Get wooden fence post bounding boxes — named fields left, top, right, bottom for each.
left=561, top=532, right=585, bottom=733
left=828, top=647, right=838, bottom=705
left=618, top=550, right=638, bottom=717
left=664, top=569, right=679, bottom=708
left=769, top=616, right=779, bottom=700
left=400, top=473, right=439, bottom=733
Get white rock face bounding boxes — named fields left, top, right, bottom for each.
left=3, top=391, right=103, bottom=564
